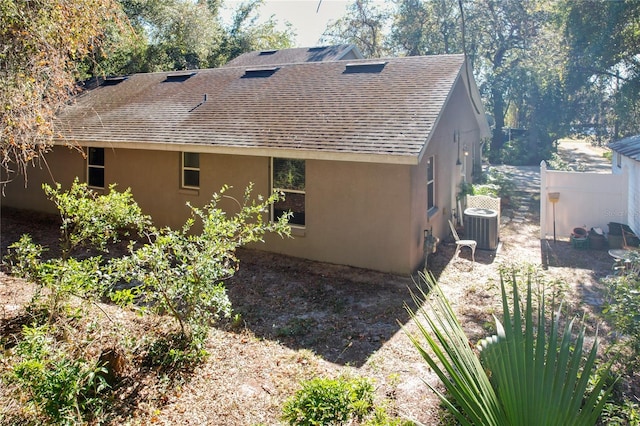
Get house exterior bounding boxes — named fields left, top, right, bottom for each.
left=223, top=44, right=364, bottom=67
left=3, top=53, right=490, bottom=274
left=610, top=134, right=640, bottom=234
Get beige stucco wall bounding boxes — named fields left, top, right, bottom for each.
left=263, top=160, right=412, bottom=273
left=1, top=147, right=268, bottom=229
left=408, top=75, right=483, bottom=269
left=3, top=147, right=417, bottom=274
left=1, top=147, right=85, bottom=214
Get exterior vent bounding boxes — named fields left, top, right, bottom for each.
left=259, top=50, right=277, bottom=55
left=164, top=72, right=196, bottom=82
left=101, top=76, right=127, bottom=86
left=242, top=67, right=279, bottom=78
left=344, top=61, right=387, bottom=74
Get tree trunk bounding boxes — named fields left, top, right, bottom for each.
left=490, top=88, right=505, bottom=163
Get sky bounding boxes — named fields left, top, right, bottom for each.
left=222, top=0, right=351, bottom=47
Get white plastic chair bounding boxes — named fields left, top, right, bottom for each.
left=448, top=220, right=476, bottom=263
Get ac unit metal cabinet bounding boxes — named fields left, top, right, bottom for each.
left=464, top=208, right=499, bottom=250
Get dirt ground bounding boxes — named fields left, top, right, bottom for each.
left=0, top=140, right=621, bottom=425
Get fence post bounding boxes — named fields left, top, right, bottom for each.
left=540, top=161, right=547, bottom=239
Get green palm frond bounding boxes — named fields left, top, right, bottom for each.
left=405, top=271, right=614, bottom=426
left=404, top=274, right=508, bottom=426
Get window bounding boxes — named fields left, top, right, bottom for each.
left=617, top=152, right=622, bottom=168
left=182, top=152, right=200, bottom=189
left=427, top=156, right=435, bottom=212
left=87, top=147, right=105, bottom=188
left=272, top=158, right=305, bottom=226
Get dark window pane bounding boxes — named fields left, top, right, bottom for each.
left=274, top=192, right=305, bottom=226
left=184, top=152, right=199, bottom=168
left=89, top=147, right=104, bottom=166
left=427, top=157, right=433, bottom=181
left=273, top=158, right=305, bottom=191
left=183, top=170, right=199, bottom=188
left=428, top=182, right=434, bottom=210
left=88, top=167, right=104, bottom=188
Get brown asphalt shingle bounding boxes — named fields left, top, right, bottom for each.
left=55, top=54, right=466, bottom=164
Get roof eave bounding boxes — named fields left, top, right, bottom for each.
left=54, top=139, right=420, bottom=165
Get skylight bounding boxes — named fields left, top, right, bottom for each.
left=242, top=67, right=279, bottom=78
left=101, top=76, right=127, bottom=86
left=343, top=61, right=387, bottom=74
left=164, top=72, right=196, bottom=82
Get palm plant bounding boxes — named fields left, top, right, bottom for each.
left=404, top=271, right=614, bottom=426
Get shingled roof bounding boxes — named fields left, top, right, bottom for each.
left=223, top=45, right=362, bottom=67
left=610, top=134, right=640, bottom=161
left=55, top=54, right=482, bottom=165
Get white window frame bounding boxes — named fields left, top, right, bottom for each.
left=87, top=147, right=105, bottom=189
left=427, top=155, right=436, bottom=212
left=182, top=152, right=200, bottom=189
left=271, top=158, right=306, bottom=227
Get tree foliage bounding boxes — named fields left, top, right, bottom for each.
left=563, top=0, right=640, bottom=141
left=323, top=0, right=640, bottom=163
left=321, top=0, right=391, bottom=58
left=116, top=0, right=294, bottom=72
left=0, top=0, right=129, bottom=181
left=390, top=0, right=462, bottom=56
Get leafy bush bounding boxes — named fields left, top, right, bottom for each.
left=602, top=252, right=640, bottom=360
left=600, top=253, right=640, bottom=424
left=5, top=324, right=109, bottom=425
left=601, top=398, right=640, bottom=426
left=3, top=234, right=46, bottom=282
left=43, top=179, right=151, bottom=259
left=282, top=376, right=375, bottom=425
left=5, top=180, right=151, bottom=321
left=458, top=167, right=516, bottom=204
left=405, top=271, right=613, bottom=426
left=109, top=184, right=291, bottom=343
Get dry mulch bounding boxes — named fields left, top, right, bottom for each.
left=0, top=141, right=623, bottom=424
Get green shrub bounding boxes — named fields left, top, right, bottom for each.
left=282, top=376, right=375, bottom=425
left=459, top=167, right=515, bottom=200
left=143, top=331, right=209, bottom=370
left=43, top=179, right=151, bottom=259
left=5, top=324, right=109, bottom=425
left=364, top=406, right=416, bottom=426
left=4, top=180, right=151, bottom=321
left=109, top=183, right=291, bottom=343
left=3, top=234, right=45, bottom=282
left=602, top=252, right=640, bottom=361
left=601, top=398, right=640, bottom=426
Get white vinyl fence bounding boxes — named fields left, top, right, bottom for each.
left=540, top=161, right=628, bottom=240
